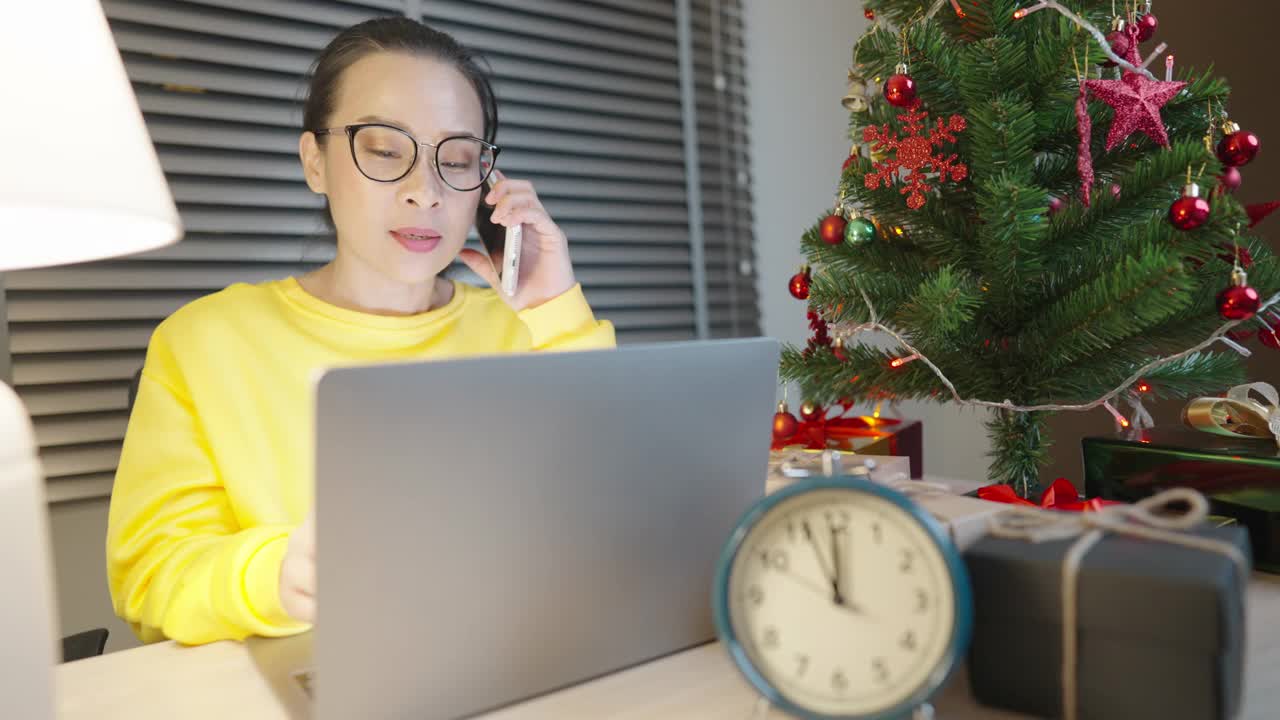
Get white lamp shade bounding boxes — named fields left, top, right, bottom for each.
left=0, top=1, right=182, bottom=271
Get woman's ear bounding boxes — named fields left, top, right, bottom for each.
left=299, top=131, right=327, bottom=194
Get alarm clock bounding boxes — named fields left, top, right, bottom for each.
left=713, top=475, right=972, bottom=719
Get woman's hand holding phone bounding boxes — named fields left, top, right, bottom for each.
left=458, top=169, right=578, bottom=311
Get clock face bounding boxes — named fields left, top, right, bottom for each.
left=724, top=486, right=960, bottom=718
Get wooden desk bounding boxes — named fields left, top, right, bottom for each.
left=57, top=572, right=1280, bottom=719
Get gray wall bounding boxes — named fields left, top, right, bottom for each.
left=744, top=0, right=992, bottom=484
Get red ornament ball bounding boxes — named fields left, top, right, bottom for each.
left=772, top=408, right=800, bottom=441
left=1217, top=128, right=1261, bottom=168
left=820, top=214, right=848, bottom=245
left=1219, top=167, right=1243, bottom=194
left=883, top=73, right=917, bottom=108
left=788, top=271, right=811, bottom=300
left=864, top=8, right=875, bottom=20
left=1169, top=191, right=1211, bottom=231
left=799, top=401, right=823, bottom=422
left=1136, top=13, right=1159, bottom=42
left=1048, top=196, right=1065, bottom=216
left=1217, top=284, right=1261, bottom=321
left=1101, top=30, right=1132, bottom=68
left=833, top=339, right=849, bottom=362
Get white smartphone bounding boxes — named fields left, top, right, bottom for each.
left=483, top=174, right=522, bottom=296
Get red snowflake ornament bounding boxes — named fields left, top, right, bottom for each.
left=862, top=101, right=968, bottom=210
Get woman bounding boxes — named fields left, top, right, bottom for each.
left=106, top=17, right=615, bottom=646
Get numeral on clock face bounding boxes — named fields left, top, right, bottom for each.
left=831, top=669, right=848, bottom=692
left=762, top=627, right=779, bottom=649
left=872, top=657, right=889, bottom=684
left=760, top=548, right=789, bottom=571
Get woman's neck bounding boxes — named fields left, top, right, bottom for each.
left=297, top=257, right=452, bottom=317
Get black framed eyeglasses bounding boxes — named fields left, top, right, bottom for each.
left=311, top=123, right=500, bottom=191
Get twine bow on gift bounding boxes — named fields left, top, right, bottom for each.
left=986, top=488, right=1250, bottom=720
left=1183, top=381, right=1280, bottom=448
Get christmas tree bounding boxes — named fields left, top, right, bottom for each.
left=780, top=0, right=1276, bottom=496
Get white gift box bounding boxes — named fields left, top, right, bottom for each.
left=765, top=449, right=1007, bottom=550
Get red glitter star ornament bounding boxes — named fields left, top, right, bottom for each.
left=1084, top=39, right=1186, bottom=153
left=862, top=101, right=968, bottom=210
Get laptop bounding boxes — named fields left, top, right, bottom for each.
left=248, top=338, right=780, bottom=719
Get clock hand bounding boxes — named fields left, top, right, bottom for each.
left=802, top=520, right=843, bottom=606
left=776, top=568, right=870, bottom=618
left=830, top=523, right=849, bottom=608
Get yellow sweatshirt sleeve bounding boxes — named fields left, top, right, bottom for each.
left=517, top=283, right=616, bottom=350
left=106, top=331, right=311, bottom=645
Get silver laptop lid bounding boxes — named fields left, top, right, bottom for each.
left=314, top=338, right=779, bottom=720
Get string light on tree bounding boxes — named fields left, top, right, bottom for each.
left=1103, top=401, right=1131, bottom=429
left=890, top=354, right=920, bottom=369
left=1011, top=1, right=1166, bottom=76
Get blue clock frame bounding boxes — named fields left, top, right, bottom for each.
left=711, top=475, right=974, bottom=720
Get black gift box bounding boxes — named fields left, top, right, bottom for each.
left=965, top=523, right=1250, bottom=720
left=1084, top=429, right=1280, bottom=572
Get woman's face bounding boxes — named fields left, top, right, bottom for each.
left=299, top=52, right=486, bottom=287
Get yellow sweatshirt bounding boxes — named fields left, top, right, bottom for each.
left=106, top=278, right=615, bottom=645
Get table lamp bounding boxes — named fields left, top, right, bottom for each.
left=0, top=2, right=182, bottom=717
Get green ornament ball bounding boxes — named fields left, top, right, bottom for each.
left=844, top=217, right=876, bottom=246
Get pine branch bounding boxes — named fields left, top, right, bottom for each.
left=1043, top=139, right=1214, bottom=289
left=1021, top=246, right=1193, bottom=371
left=973, top=172, right=1050, bottom=317
left=1139, top=352, right=1248, bottom=399
left=986, top=410, right=1050, bottom=497
left=895, top=265, right=983, bottom=340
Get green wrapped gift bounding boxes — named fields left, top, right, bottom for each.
left=1084, top=428, right=1279, bottom=572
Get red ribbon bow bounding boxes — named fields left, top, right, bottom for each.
left=771, top=404, right=900, bottom=451
left=977, top=477, right=1124, bottom=513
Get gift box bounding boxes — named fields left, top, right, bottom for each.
left=766, top=449, right=912, bottom=494
left=766, top=466, right=1009, bottom=550
left=773, top=414, right=924, bottom=478
left=918, top=492, right=1011, bottom=550
left=965, top=507, right=1250, bottom=720
left=1084, top=428, right=1280, bottom=571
